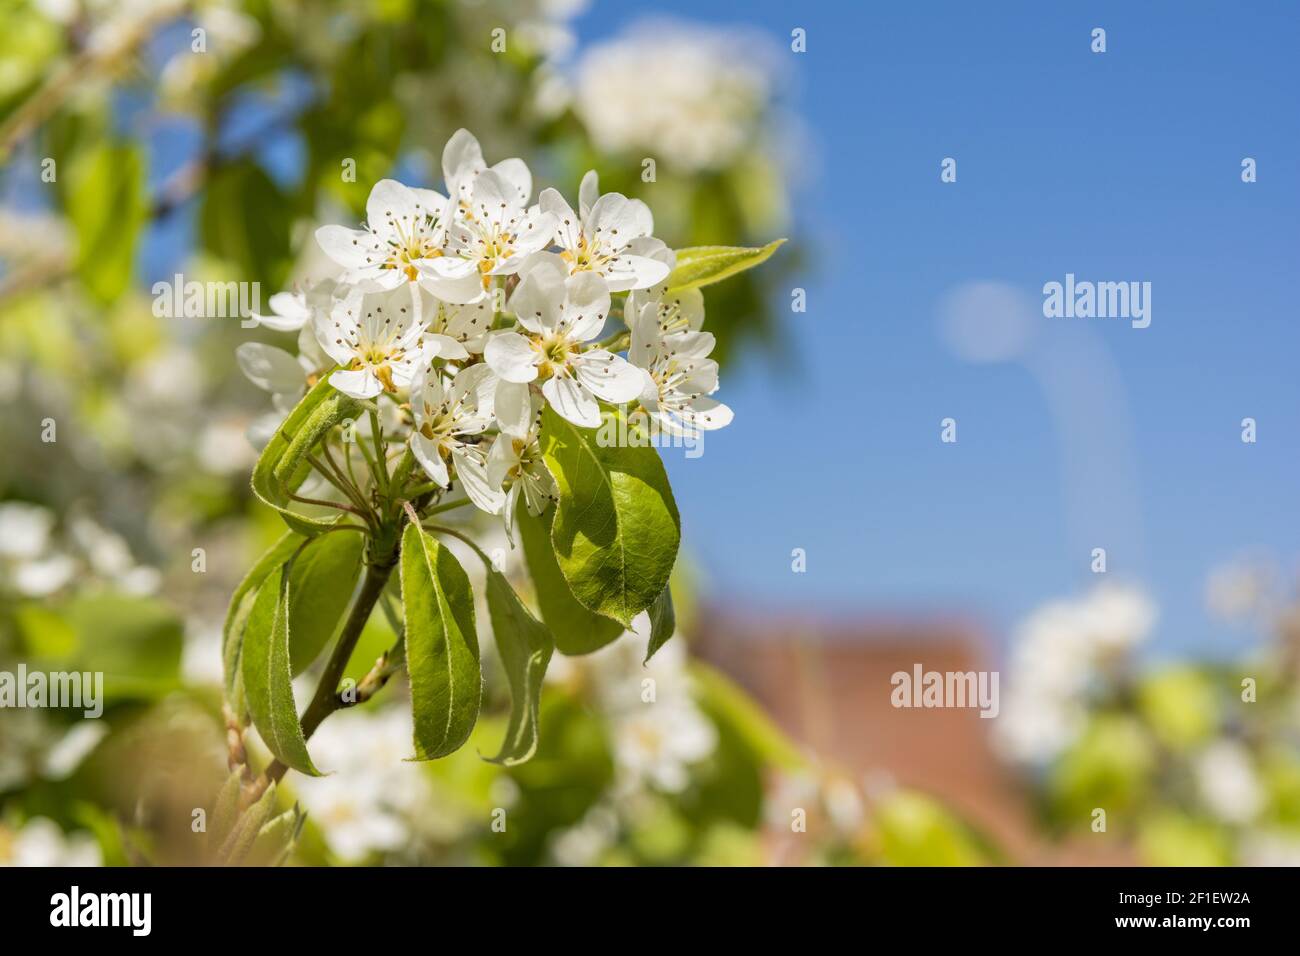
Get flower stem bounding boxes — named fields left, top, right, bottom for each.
left=368, top=408, right=390, bottom=495
left=421, top=496, right=474, bottom=517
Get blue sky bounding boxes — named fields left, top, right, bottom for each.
left=573, top=1, right=1300, bottom=655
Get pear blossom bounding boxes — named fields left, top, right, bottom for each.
left=487, top=382, right=557, bottom=536
left=485, top=254, right=642, bottom=429
left=587, top=637, right=717, bottom=794
left=242, top=326, right=332, bottom=448
left=420, top=168, right=556, bottom=292
left=236, top=340, right=310, bottom=407
left=248, top=279, right=338, bottom=332
left=540, top=171, right=670, bottom=291
left=629, top=309, right=732, bottom=435
left=314, top=285, right=434, bottom=400
left=315, top=179, right=481, bottom=307
left=441, top=128, right=533, bottom=211
left=995, top=584, right=1157, bottom=765
left=625, top=246, right=705, bottom=340
left=419, top=286, right=494, bottom=355
left=409, top=362, right=503, bottom=515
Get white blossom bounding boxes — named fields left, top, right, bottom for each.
left=421, top=168, right=555, bottom=293
left=248, top=279, right=337, bottom=332
left=486, top=383, right=557, bottom=537
left=995, top=584, right=1156, bottom=764
left=409, top=362, right=503, bottom=515
left=485, top=254, right=642, bottom=428
left=314, top=285, right=437, bottom=400
left=293, top=708, right=431, bottom=862
left=1195, top=741, right=1264, bottom=825
left=0, top=502, right=54, bottom=560
left=629, top=307, right=732, bottom=436
left=315, top=179, right=480, bottom=307
left=573, top=22, right=773, bottom=171
left=539, top=170, right=669, bottom=291
left=0, top=818, right=101, bottom=867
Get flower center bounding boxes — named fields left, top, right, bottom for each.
left=562, top=234, right=607, bottom=273
left=530, top=334, right=576, bottom=378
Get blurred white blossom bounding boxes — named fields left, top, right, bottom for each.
left=292, top=707, right=436, bottom=861
left=0, top=817, right=102, bottom=867
left=573, top=21, right=776, bottom=171
left=1194, top=741, right=1263, bottom=825
left=996, top=584, right=1156, bottom=764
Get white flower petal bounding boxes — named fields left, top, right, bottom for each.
left=451, top=362, right=498, bottom=415
left=491, top=157, right=532, bottom=206
left=686, top=396, right=733, bottom=430
left=604, top=252, right=671, bottom=292
left=587, top=192, right=654, bottom=245
left=419, top=256, right=480, bottom=281
left=443, top=128, right=485, bottom=199
left=574, top=350, right=644, bottom=403
left=484, top=332, right=541, bottom=383
left=329, top=367, right=382, bottom=400
left=540, top=187, right=580, bottom=250
left=418, top=270, right=486, bottom=305
left=543, top=375, right=601, bottom=428
left=424, top=333, right=469, bottom=361
left=315, top=224, right=383, bottom=271
left=578, top=169, right=600, bottom=220
left=492, top=210, right=558, bottom=272
left=411, top=433, right=450, bottom=487
left=494, top=380, right=535, bottom=438
left=366, top=179, right=426, bottom=236
left=560, top=272, right=612, bottom=342
left=508, top=256, right=566, bottom=332
left=236, top=342, right=305, bottom=394
left=453, top=445, right=505, bottom=515
left=486, top=434, right=515, bottom=488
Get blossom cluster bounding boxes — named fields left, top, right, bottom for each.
left=238, top=130, right=731, bottom=529
left=994, top=583, right=1156, bottom=764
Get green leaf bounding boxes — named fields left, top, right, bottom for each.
left=273, top=386, right=359, bottom=489
left=400, top=523, right=481, bottom=759
left=480, top=559, right=553, bottom=766
left=483, top=572, right=552, bottom=765
left=690, top=662, right=804, bottom=772
left=63, top=593, right=183, bottom=701
left=664, top=239, right=785, bottom=293
left=208, top=769, right=244, bottom=853
left=242, top=568, right=320, bottom=776
left=284, top=531, right=365, bottom=676
left=517, top=498, right=623, bottom=655
left=244, top=806, right=304, bottom=867
left=217, top=782, right=277, bottom=866
left=67, top=141, right=146, bottom=304
left=540, top=404, right=680, bottom=629
left=875, top=791, right=988, bottom=867
left=432, top=528, right=553, bottom=765
left=222, top=530, right=304, bottom=698
left=251, top=376, right=359, bottom=536
left=644, top=585, right=676, bottom=663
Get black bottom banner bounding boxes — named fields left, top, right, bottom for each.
left=0, top=866, right=1279, bottom=941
